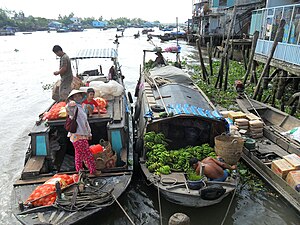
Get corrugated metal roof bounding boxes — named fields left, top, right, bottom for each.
left=70, top=48, right=118, bottom=60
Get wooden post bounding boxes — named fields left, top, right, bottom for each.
left=253, top=19, right=285, bottom=99
left=276, top=70, right=287, bottom=100
left=224, top=53, right=230, bottom=90
left=215, top=5, right=237, bottom=89
left=196, top=38, right=208, bottom=82
left=271, top=75, right=279, bottom=106
left=207, top=37, right=213, bottom=78
left=263, top=68, right=280, bottom=89
left=251, top=60, right=258, bottom=84
left=242, top=45, right=247, bottom=70
left=243, top=31, right=259, bottom=85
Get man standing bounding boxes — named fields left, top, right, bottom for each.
left=53, top=45, right=73, bottom=102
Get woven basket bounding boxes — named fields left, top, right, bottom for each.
left=214, top=135, right=244, bottom=165
left=94, top=152, right=117, bottom=169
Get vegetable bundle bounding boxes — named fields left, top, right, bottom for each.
left=144, top=131, right=216, bottom=175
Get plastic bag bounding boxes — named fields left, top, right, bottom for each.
left=282, top=127, right=300, bottom=143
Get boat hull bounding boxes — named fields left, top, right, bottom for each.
left=12, top=174, right=132, bottom=225
left=237, top=96, right=300, bottom=213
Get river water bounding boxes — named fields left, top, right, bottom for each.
left=0, top=28, right=299, bottom=225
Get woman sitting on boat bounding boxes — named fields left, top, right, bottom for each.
left=189, top=157, right=236, bottom=182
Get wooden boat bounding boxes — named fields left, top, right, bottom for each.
left=142, top=28, right=154, bottom=34
left=159, top=34, right=176, bottom=42
left=11, top=48, right=134, bottom=224
left=237, top=96, right=300, bottom=213
left=134, top=32, right=140, bottom=39
left=133, top=49, right=238, bottom=207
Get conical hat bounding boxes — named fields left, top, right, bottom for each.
left=67, top=89, right=87, bottom=101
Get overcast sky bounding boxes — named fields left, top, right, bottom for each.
left=0, top=0, right=192, bottom=23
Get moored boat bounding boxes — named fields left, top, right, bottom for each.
left=11, top=48, right=134, bottom=224
left=159, top=33, right=176, bottom=42
left=133, top=49, right=238, bottom=207
left=237, top=96, right=300, bottom=213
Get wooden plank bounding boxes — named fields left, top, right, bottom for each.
left=160, top=173, right=186, bottom=184
left=14, top=176, right=50, bottom=186
left=113, top=97, right=121, bottom=121
left=22, top=156, right=45, bottom=179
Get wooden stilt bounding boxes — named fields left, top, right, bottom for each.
left=243, top=31, right=259, bottom=85
left=242, top=45, right=247, bottom=70
left=276, top=71, right=287, bottom=100
left=224, top=53, right=230, bottom=90
left=251, top=60, right=258, bottom=84
left=253, top=19, right=285, bottom=100
left=196, top=39, right=208, bottom=82
left=215, top=5, right=237, bottom=89
left=207, top=37, right=213, bottom=78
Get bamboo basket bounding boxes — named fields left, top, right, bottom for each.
left=214, top=134, right=244, bottom=165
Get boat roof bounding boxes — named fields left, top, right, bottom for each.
left=149, top=65, right=192, bottom=85
left=147, top=66, right=220, bottom=118
left=154, top=83, right=215, bottom=112
left=70, top=48, right=118, bottom=60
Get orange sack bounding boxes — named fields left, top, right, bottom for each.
left=25, top=174, right=77, bottom=207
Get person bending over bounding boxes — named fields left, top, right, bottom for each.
left=189, top=157, right=236, bottom=182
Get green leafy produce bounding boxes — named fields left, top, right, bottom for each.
left=144, top=131, right=216, bottom=175
left=187, top=171, right=203, bottom=181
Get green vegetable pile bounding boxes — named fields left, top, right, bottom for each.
left=144, top=131, right=216, bottom=175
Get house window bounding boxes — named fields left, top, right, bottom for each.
left=271, top=7, right=283, bottom=41
left=282, top=6, right=293, bottom=43
left=219, top=0, right=227, bottom=7
left=290, top=6, right=300, bottom=44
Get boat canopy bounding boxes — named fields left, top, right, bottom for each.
left=147, top=66, right=220, bottom=118
left=149, top=65, right=192, bottom=85
left=156, top=84, right=215, bottom=112
left=70, top=48, right=118, bottom=60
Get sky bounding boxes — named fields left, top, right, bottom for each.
left=0, top=0, right=192, bottom=23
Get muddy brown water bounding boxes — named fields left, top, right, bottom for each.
left=0, top=28, right=299, bottom=225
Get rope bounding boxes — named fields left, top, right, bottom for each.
left=152, top=77, right=169, bottom=116
left=54, top=177, right=114, bottom=212
left=157, top=180, right=163, bottom=225
left=112, top=194, right=135, bottom=225
left=220, top=180, right=238, bottom=225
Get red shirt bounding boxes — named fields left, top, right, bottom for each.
left=83, top=99, right=98, bottom=107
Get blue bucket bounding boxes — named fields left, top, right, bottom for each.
left=187, top=178, right=206, bottom=190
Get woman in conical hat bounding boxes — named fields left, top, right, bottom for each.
left=66, top=89, right=101, bottom=176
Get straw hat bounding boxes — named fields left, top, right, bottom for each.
left=67, top=89, right=87, bottom=101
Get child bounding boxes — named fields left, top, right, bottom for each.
left=82, top=88, right=101, bottom=117
left=66, top=89, right=101, bottom=177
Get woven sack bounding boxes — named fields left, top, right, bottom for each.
left=214, top=134, right=244, bottom=165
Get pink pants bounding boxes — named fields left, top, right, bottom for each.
left=72, top=139, right=96, bottom=174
